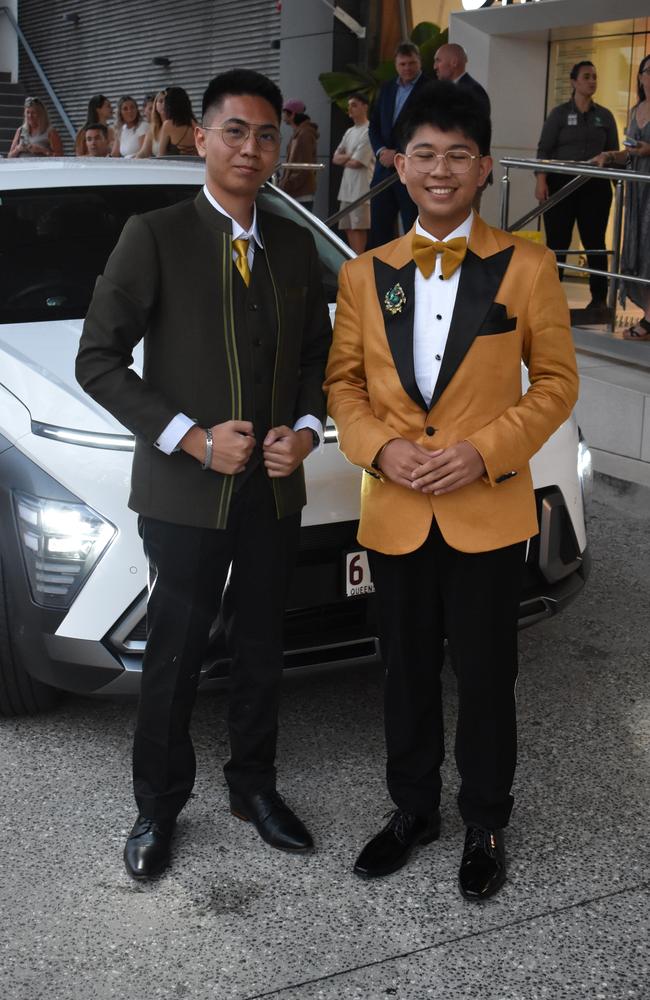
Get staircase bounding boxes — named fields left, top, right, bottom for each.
left=0, top=79, right=26, bottom=157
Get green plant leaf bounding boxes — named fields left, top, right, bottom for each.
left=410, top=21, right=441, bottom=46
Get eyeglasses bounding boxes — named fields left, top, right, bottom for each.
left=24, top=97, right=43, bottom=107
left=201, top=119, right=281, bottom=151
left=405, top=150, right=481, bottom=174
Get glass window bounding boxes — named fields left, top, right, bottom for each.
left=258, top=185, right=352, bottom=303
left=0, top=185, right=200, bottom=325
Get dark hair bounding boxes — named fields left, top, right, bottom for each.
left=570, top=60, right=595, bottom=81
left=293, top=112, right=310, bottom=126
left=637, top=54, right=650, bottom=103
left=348, top=92, right=369, bottom=106
left=116, top=95, right=141, bottom=128
left=395, top=42, right=420, bottom=59
left=86, top=94, right=108, bottom=123
left=143, top=93, right=155, bottom=104
left=164, top=86, right=194, bottom=126
left=202, top=69, right=282, bottom=124
left=398, top=80, right=491, bottom=156
left=84, top=121, right=108, bottom=137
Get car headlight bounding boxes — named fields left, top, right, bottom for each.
left=577, top=431, right=593, bottom=516
left=13, top=491, right=116, bottom=609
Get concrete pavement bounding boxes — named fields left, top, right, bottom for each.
left=0, top=474, right=648, bottom=1000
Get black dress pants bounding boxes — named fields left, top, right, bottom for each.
left=369, top=165, right=418, bottom=249
left=133, top=469, right=300, bottom=822
left=368, top=518, right=526, bottom=831
left=544, top=175, right=613, bottom=303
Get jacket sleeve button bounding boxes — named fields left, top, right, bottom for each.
left=425, top=426, right=436, bottom=437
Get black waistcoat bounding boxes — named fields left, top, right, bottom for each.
left=231, top=248, right=278, bottom=487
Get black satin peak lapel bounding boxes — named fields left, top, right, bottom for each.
left=373, top=257, right=426, bottom=411
left=430, top=246, right=514, bottom=409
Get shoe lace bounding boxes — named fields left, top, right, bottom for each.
left=384, top=808, right=416, bottom=844
left=466, top=826, right=499, bottom=857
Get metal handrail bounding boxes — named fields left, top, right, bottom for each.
left=325, top=171, right=398, bottom=227
left=506, top=174, right=588, bottom=232
left=0, top=6, right=76, bottom=140
left=499, top=157, right=650, bottom=326
left=279, top=162, right=326, bottom=170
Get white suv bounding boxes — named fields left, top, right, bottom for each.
left=0, top=159, right=592, bottom=715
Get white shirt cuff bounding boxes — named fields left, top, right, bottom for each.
left=155, top=413, right=196, bottom=455
left=294, top=415, right=323, bottom=454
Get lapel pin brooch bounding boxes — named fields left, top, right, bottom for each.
left=384, top=282, right=406, bottom=315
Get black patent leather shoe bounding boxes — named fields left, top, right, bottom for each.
left=353, top=808, right=441, bottom=879
left=123, top=814, right=174, bottom=881
left=458, top=826, right=506, bottom=900
left=230, top=790, right=313, bottom=852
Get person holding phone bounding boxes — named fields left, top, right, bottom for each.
left=535, top=61, right=618, bottom=322
left=592, top=54, right=650, bottom=340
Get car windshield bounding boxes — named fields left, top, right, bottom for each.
left=0, top=182, right=350, bottom=325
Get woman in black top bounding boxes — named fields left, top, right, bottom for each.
left=535, top=61, right=619, bottom=317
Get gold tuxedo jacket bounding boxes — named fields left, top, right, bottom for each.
left=324, top=214, right=579, bottom=555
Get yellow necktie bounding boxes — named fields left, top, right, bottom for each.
left=232, top=237, right=251, bottom=287
left=412, top=234, right=467, bottom=281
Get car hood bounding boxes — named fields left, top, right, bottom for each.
left=0, top=320, right=140, bottom=434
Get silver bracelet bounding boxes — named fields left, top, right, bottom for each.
left=201, top=428, right=213, bottom=470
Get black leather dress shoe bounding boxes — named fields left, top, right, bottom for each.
left=458, top=826, right=506, bottom=900
left=353, top=808, right=441, bottom=879
left=230, top=790, right=313, bottom=852
left=123, top=814, right=174, bottom=881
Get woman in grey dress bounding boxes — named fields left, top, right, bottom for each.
left=593, top=54, right=650, bottom=340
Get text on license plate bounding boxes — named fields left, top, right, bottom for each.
left=345, top=550, right=375, bottom=598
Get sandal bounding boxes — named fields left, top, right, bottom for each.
left=623, top=318, right=650, bottom=340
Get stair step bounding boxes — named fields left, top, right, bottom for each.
left=0, top=83, right=26, bottom=97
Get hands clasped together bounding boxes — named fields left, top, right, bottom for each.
left=376, top=438, right=486, bottom=496
left=181, top=420, right=313, bottom=478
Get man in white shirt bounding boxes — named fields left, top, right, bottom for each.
left=77, top=70, right=331, bottom=881
left=325, top=81, right=578, bottom=901
left=332, top=93, right=374, bottom=254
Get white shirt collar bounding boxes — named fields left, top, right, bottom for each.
left=202, top=184, right=263, bottom=248
left=416, top=212, right=473, bottom=244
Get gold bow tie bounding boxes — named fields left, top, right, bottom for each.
left=412, top=234, right=467, bottom=280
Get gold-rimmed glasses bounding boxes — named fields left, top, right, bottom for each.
left=201, top=118, right=281, bottom=151
left=405, top=150, right=481, bottom=174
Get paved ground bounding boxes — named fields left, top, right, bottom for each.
left=1, top=474, right=648, bottom=1000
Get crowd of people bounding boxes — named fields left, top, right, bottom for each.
left=4, top=45, right=649, bottom=337
left=8, top=86, right=200, bottom=160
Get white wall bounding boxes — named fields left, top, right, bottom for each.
left=279, top=0, right=334, bottom=220
left=0, top=1, right=19, bottom=80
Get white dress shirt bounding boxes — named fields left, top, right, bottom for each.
left=413, top=212, right=474, bottom=408
left=155, top=185, right=323, bottom=455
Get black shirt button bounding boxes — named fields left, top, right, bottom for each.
left=435, top=354, right=441, bottom=361
left=436, top=314, right=442, bottom=320
left=249, top=303, right=259, bottom=311
left=425, top=426, right=435, bottom=437
left=253, top=338, right=262, bottom=347
left=439, top=274, right=444, bottom=280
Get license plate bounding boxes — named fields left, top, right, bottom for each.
left=345, top=549, right=375, bottom=598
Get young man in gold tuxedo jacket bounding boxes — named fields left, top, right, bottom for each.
left=324, top=81, right=579, bottom=900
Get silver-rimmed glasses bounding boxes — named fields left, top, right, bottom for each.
left=201, top=118, right=281, bottom=151
left=405, top=150, right=481, bottom=174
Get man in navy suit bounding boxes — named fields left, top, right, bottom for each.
left=434, top=44, right=490, bottom=117
left=368, top=42, right=430, bottom=248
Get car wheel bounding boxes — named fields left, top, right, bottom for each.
left=0, top=558, right=60, bottom=716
